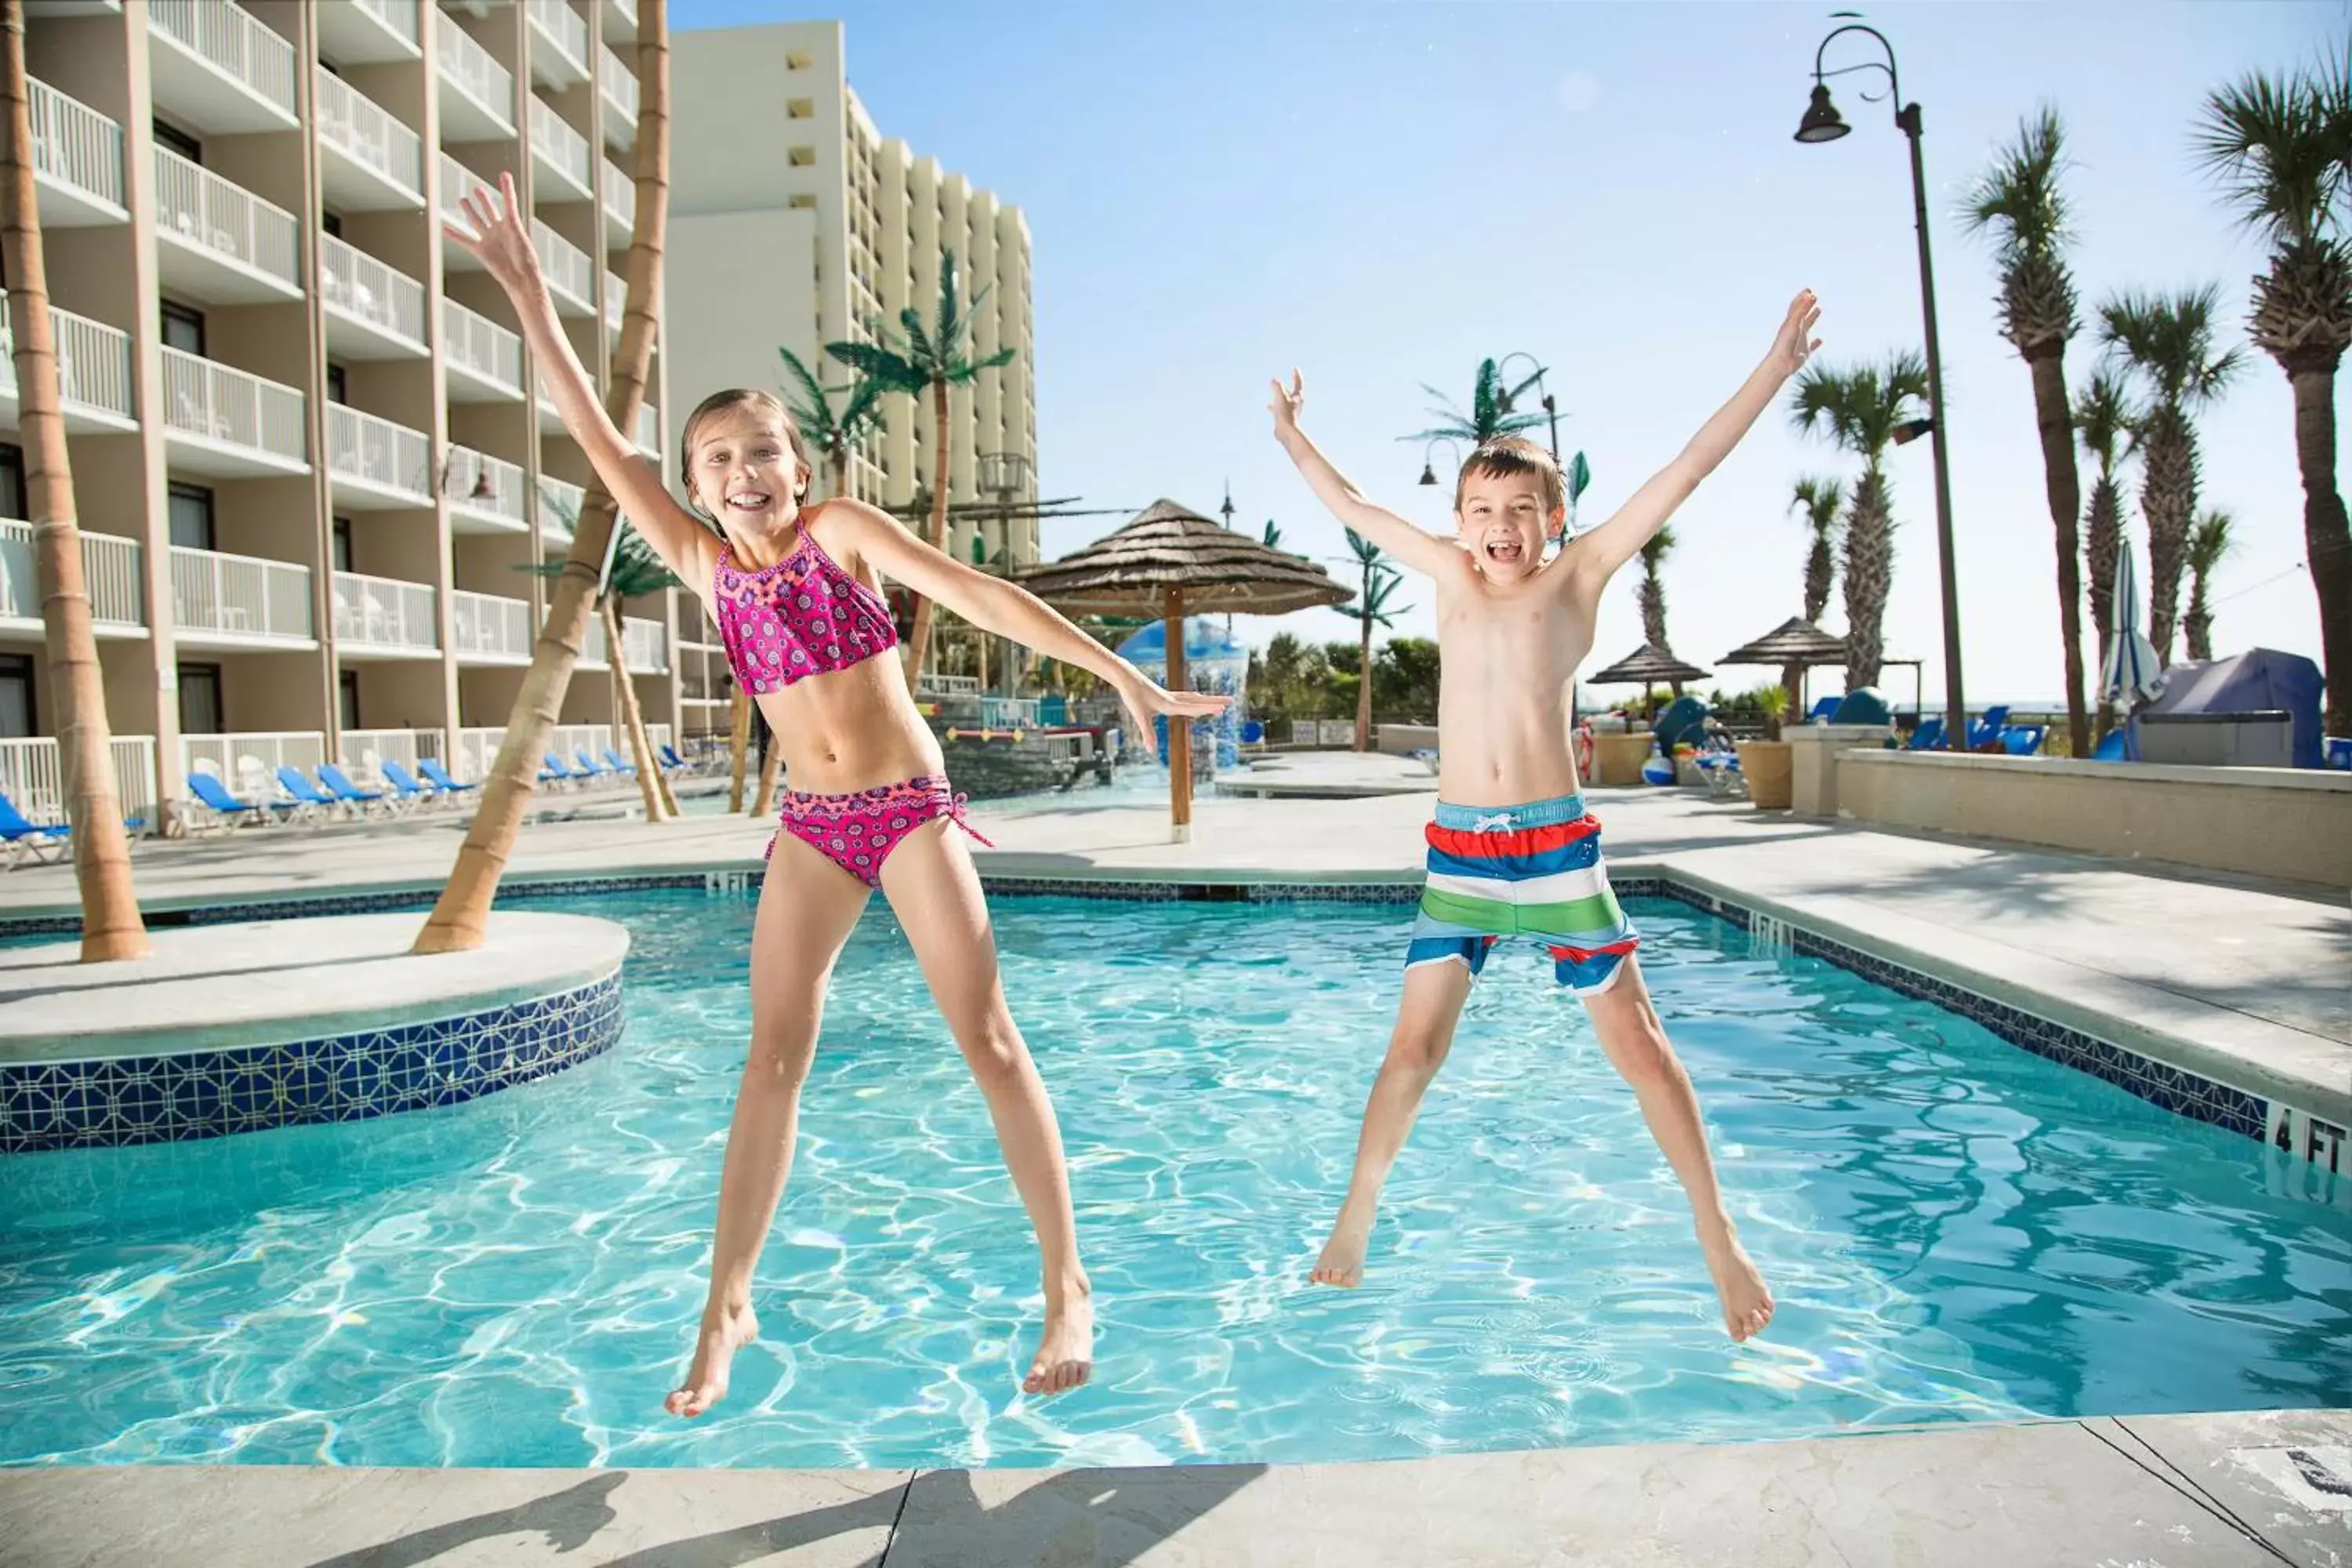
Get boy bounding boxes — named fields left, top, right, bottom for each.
left=1269, top=291, right=1820, bottom=1341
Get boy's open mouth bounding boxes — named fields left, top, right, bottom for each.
left=1484, top=538, right=1525, bottom=564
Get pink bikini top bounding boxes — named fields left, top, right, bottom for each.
left=712, top=525, right=899, bottom=695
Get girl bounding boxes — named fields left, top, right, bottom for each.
left=448, top=176, right=1225, bottom=1414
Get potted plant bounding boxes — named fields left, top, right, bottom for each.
left=1737, top=686, right=1795, bottom=809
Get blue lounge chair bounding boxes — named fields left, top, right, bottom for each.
left=416, top=758, right=478, bottom=794
left=600, top=746, right=638, bottom=776
left=1906, top=716, right=1947, bottom=751
left=1965, top=705, right=2013, bottom=751
left=658, top=743, right=690, bottom=773
left=274, top=766, right=339, bottom=822
left=572, top=747, right=620, bottom=781
left=2327, top=737, right=2350, bottom=771
left=316, top=763, right=394, bottom=815
left=378, top=760, right=440, bottom=808
left=2091, top=728, right=2130, bottom=762
left=1803, top=695, right=1842, bottom=724
left=1999, top=724, right=2047, bottom=756
left=0, top=791, right=71, bottom=867
left=187, top=770, right=276, bottom=828
left=540, top=753, right=587, bottom=788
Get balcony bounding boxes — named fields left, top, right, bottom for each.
left=635, top=401, right=659, bottom=458
left=27, top=79, right=126, bottom=227
left=597, top=42, right=637, bottom=145
left=320, top=234, right=426, bottom=358
left=530, top=218, right=593, bottom=314
left=0, top=735, right=156, bottom=829
left=0, top=520, right=143, bottom=638
left=181, top=731, right=325, bottom=798
left=339, top=727, right=444, bottom=786
left=452, top=588, right=532, bottom=664
left=162, top=348, right=307, bottom=477
left=332, top=570, right=437, bottom=657
left=153, top=146, right=301, bottom=303
left=437, top=153, right=495, bottom=270
left=441, top=296, right=523, bottom=401
left=0, top=303, right=136, bottom=433
left=537, top=474, right=583, bottom=542
left=147, top=0, right=298, bottom=133
left=327, top=404, right=431, bottom=507
left=575, top=614, right=666, bottom=673
left=316, top=67, right=423, bottom=210
left=169, top=545, right=314, bottom=648
left=316, top=0, right=419, bottom=66
left=603, top=268, right=623, bottom=335
left=528, top=94, right=591, bottom=201
left=437, top=17, right=515, bottom=142
left=603, top=0, right=637, bottom=44
left=600, top=155, right=633, bottom=243
left=526, top=0, right=589, bottom=89
left=443, top=446, right=528, bottom=534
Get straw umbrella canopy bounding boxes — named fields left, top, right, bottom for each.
left=1717, top=615, right=1848, bottom=714
left=1585, top=642, right=1712, bottom=720
left=1018, top=499, right=1352, bottom=840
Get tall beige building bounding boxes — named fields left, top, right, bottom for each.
left=0, top=0, right=688, bottom=832
left=666, top=20, right=1037, bottom=586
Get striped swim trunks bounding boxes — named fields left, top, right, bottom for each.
left=1404, top=793, right=1640, bottom=996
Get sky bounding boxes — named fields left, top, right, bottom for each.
left=671, top=0, right=2347, bottom=708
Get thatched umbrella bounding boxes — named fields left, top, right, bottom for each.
left=1719, top=615, right=1847, bottom=715
left=1018, top=499, right=1352, bottom=840
left=1588, top=642, right=1712, bottom=715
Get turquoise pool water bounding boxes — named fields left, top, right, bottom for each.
left=2, top=893, right=2344, bottom=1469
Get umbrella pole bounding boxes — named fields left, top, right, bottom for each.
left=1164, top=587, right=1192, bottom=843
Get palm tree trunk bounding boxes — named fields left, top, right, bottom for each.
left=1355, top=619, right=1373, bottom=751
left=831, top=452, right=849, bottom=504
left=2140, top=410, right=2194, bottom=665
left=901, top=379, right=953, bottom=694
left=2, top=2, right=144, bottom=962
left=413, top=0, right=669, bottom=954
left=1842, top=470, right=1892, bottom=691
left=604, top=597, right=668, bottom=822
left=727, top=688, right=750, bottom=812
left=750, top=734, right=782, bottom=818
left=2184, top=578, right=2214, bottom=662
left=1639, top=574, right=1668, bottom=651
left=2288, top=361, right=2350, bottom=737
left=2027, top=349, right=2089, bottom=757
left=2084, top=474, right=2121, bottom=740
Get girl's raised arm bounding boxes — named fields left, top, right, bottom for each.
left=445, top=172, right=712, bottom=584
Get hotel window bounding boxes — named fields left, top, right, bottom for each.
left=788, top=146, right=815, bottom=167
left=167, top=484, right=215, bottom=552
left=787, top=98, right=814, bottom=119
left=162, top=302, right=205, bottom=358
left=786, top=50, right=813, bottom=70
left=0, top=655, right=30, bottom=739
left=788, top=194, right=816, bottom=210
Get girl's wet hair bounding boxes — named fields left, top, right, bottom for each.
left=677, top=389, right=815, bottom=519
left=1455, top=434, right=1565, bottom=516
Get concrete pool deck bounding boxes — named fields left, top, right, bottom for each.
left=4, top=1407, right=2347, bottom=1566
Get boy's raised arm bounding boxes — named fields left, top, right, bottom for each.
left=1270, top=372, right=1468, bottom=581
left=1566, top=292, right=1821, bottom=597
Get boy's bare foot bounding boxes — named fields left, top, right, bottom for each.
left=1310, top=1207, right=1373, bottom=1287
left=666, top=1300, right=757, bottom=1417
left=1022, top=1276, right=1093, bottom=1395
left=1703, top=1232, right=1774, bottom=1341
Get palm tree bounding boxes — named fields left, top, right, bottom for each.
left=1334, top=528, right=1410, bottom=751
left=1, top=0, right=143, bottom=960
left=2195, top=51, right=2352, bottom=733
left=825, top=251, right=1015, bottom=694
left=1403, top=358, right=1549, bottom=446
left=521, top=516, right=682, bottom=822
left=2074, top=369, right=2139, bottom=738
left=1788, top=476, right=1845, bottom=706
left=1261, top=519, right=1284, bottom=550
left=2183, top=507, right=2237, bottom=662
left=1791, top=353, right=1932, bottom=691
left=415, top=0, right=669, bottom=956
left=1963, top=107, right=2091, bottom=758
left=777, top=346, right=882, bottom=502
left=2096, top=287, right=2245, bottom=664
left=1636, top=525, right=1676, bottom=652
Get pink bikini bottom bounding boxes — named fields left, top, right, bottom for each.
left=768, top=775, right=993, bottom=888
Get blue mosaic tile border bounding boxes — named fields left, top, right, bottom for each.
left=0, top=971, right=624, bottom=1154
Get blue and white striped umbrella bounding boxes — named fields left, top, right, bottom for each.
left=2100, top=539, right=2165, bottom=712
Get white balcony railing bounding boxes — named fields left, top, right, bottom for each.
left=601, top=156, right=633, bottom=231
left=320, top=234, right=424, bottom=345
left=149, top=0, right=296, bottom=118
left=0, top=300, right=135, bottom=421
left=437, top=16, right=514, bottom=126
left=0, top=519, right=143, bottom=628
left=530, top=217, right=593, bottom=309
left=29, top=78, right=123, bottom=210
left=621, top=613, right=666, bottom=672
left=162, top=347, right=305, bottom=465
left=350, top=0, right=419, bottom=47
left=437, top=151, right=494, bottom=227
left=0, top=735, right=155, bottom=827
left=332, top=570, right=437, bottom=652
left=526, top=0, right=589, bottom=76
left=634, top=401, right=658, bottom=456
left=597, top=42, right=638, bottom=122
left=181, top=731, right=325, bottom=800
left=528, top=94, right=590, bottom=192
left=327, top=404, right=430, bottom=498
left=443, top=445, right=528, bottom=525
left=441, top=296, right=521, bottom=392
left=603, top=268, right=622, bottom=332
left=537, top=474, right=583, bottom=538
left=169, top=545, right=312, bottom=641
left=315, top=67, right=422, bottom=197
left=452, top=724, right=504, bottom=782
left=452, top=588, right=531, bottom=659
left=153, top=146, right=299, bottom=288
left=340, top=727, right=442, bottom=787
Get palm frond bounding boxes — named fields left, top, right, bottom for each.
left=2186, top=506, right=2238, bottom=574
left=2073, top=368, right=2139, bottom=473
left=1790, top=475, right=1846, bottom=539
left=777, top=346, right=833, bottom=423
left=826, top=338, right=920, bottom=394
left=1961, top=107, right=2072, bottom=253
left=1790, top=352, right=1929, bottom=458
left=1261, top=519, right=1285, bottom=549
left=2194, top=64, right=2344, bottom=247
left=2097, top=285, right=2247, bottom=409
left=933, top=251, right=961, bottom=357
left=1639, top=525, right=1677, bottom=568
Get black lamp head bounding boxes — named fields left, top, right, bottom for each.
left=1795, top=82, right=1850, bottom=143
left=1417, top=463, right=1439, bottom=487
left=1892, top=417, right=1935, bottom=447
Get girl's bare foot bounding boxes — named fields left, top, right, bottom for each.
left=1022, top=1276, right=1093, bottom=1395
left=1703, top=1232, right=1774, bottom=1341
left=1310, top=1206, right=1373, bottom=1287
left=666, top=1300, right=758, bottom=1417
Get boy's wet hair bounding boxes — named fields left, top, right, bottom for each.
left=677, top=388, right=815, bottom=517
left=1455, top=434, right=1564, bottom=518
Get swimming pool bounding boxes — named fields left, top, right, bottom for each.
left=2, top=891, right=2343, bottom=1469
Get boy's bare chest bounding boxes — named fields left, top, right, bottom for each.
left=1439, top=590, right=1592, bottom=679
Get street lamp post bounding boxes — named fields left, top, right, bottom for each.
left=1494, top=350, right=1562, bottom=465
left=1796, top=21, right=1966, bottom=746
left=1417, top=436, right=1464, bottom=489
